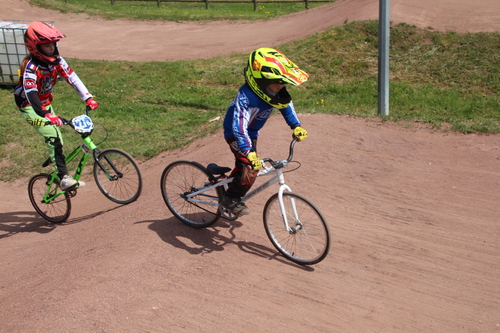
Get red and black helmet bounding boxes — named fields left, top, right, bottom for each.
left=24, top=21, right=66, bottom=65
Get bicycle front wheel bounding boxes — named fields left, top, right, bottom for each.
left=28, top=173, right=71, bottom=223
left=263, top=192, right=330, bottom=265
left=160, top=160, right=221, bottom=228
left=94, top=148, right=142, bottom=204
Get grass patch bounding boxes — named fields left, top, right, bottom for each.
left=1, top=21, right=499, bottom=181
left=29, top=0, right=331, bottom=21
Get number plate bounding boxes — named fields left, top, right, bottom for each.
left=72, top=115, right=94, bottom=134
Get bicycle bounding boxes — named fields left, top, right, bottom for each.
left=28, top=109, right=143, bottom=223
left=160, top=137, right=330, bottom=265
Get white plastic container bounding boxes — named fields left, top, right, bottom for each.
left=0, top=20, right=31, bottom=84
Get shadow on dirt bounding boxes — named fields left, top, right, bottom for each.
left=137, top=217, right=314, bottom=271
left=0, top=205, right=124, bottom=239
left=0, top=210, right=56, bottom=239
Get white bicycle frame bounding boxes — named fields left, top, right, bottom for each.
left=185, top=159, right=299, bottom=233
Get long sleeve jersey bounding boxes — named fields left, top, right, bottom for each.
left=223, top=83, right=301, bottom=153
left=14, top=56, right=93, bottom=117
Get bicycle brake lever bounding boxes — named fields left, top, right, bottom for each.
left=61, top=117, right=70, bottom=126
left=257, top=163, right=272, bottom=176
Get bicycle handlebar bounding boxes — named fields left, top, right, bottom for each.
left=262, top=137, right=299, bottom=169
left=44, top=107, right=92, bottom=127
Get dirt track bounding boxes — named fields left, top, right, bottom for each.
left=1, top=1, right=499, bottom=332
left=2, top=0, right=500, bottom=61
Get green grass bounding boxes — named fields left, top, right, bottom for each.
left=1, top=19, right=499, bottom=181
left=29, top=0, right=330, bottom=21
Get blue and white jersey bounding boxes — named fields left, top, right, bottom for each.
left=223, top=83, right=301, bottom=153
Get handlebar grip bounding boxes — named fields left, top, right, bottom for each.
left=44, top=117, right=70, bottom=126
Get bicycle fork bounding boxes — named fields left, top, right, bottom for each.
left=277, top=185, right=303, bottom=234
left=86, top=137, right=122, bottom=181
left=271, top=168, right=303, bottom=234
left=94, top=151, right=123, bottom=181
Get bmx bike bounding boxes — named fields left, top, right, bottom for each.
left=160, top=137, right=330, bottom=265
left=28, top=109, right=143, bottom=223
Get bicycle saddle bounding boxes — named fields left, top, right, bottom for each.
left=207, top=163, right=232, bottom=175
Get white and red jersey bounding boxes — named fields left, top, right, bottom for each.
left=14, top=56, right=93, bottom=116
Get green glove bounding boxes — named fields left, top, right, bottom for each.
left=247, top=151, right=262, bottom=171
left=293, top=126, right=308, bottom=141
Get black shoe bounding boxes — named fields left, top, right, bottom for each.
left=221, top=196, right=250, bottom=216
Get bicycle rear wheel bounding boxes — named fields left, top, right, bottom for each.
left=160, top=160, right=221, bottom=228
left=28, top=173, right=71, bottom=223
left=94, top=148, right=142, bottom=204
left=263, top=191, right=330, bottom=265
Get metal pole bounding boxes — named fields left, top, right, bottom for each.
left=378, top=0, right=390, bottom=115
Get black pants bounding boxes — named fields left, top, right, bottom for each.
left=46, top=136, right=68, bottom=179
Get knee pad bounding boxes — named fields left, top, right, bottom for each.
left=45, top=136, right=63, bottom=150
left=45, top=136, right=64, bottom=161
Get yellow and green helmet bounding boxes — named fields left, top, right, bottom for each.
left=244, top=47, right=309, bottom=109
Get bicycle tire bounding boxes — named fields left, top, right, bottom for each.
left=263, top=191, right=330, bottom=265
left=28, top=173, right=71, bottom=223
left=160, top=160, right=221, bottom=228
left=93, top=148, right=142, bottom=204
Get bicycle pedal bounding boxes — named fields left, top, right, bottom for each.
left=67, top=188, right=78, bottom=197
left=220, top=207, right=239, bottom=221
